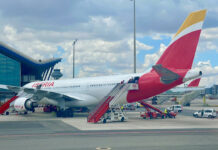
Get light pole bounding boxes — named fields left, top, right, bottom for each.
left=72, top=39, right=78, bottom=78
left=131, top=0, right=136, bottom=73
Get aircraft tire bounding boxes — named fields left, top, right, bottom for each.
left=65, top=109, right=74, bottom=117
left=62, top=111, right=67, bottom=118
left=103, top=119, right=107, bottom=123
left=56, top=109, right=74, bottom=118
left=57, top=110, right=65, bottom=117
left=121, top=117, right=125, bottom=122
left=208, top=115, right=213, bottom=118
left=56, top=111, right=61, bottom=117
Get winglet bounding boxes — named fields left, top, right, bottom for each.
left=152, top=64, right=180, bottom=84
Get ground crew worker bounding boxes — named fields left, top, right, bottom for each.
left=121, top=106, right=124, bottom=111
left=164, top=108, right=167, bottom=114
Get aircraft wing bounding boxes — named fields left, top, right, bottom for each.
left=0, top=84, right=22, bottom=93
left=170, top=87, right=205, bottom=93
left=0, top=84, right=9, bottom=90
left=0, top=84, right=98, bottom=107
left=169, top=78, right=204, bottom=93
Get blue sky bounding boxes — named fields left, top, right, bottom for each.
left=137, top=36, right=171, bottom=64
left=194, top=50, right=218, bottom=66
left=0, top=0, right=217, bottom=85
left=137, top=34, right=218, bottom=68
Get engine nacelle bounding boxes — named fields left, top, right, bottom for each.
left=183, top=70, right=202, bottom=83
left=14, top=97, right=38, bottom=112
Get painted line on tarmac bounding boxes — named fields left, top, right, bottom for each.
left=0, top=129, right=218, bottom=138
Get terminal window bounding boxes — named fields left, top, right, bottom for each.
left=22, top=75, right=36, bottom=82
left=0, top=53, right=21, bottom=86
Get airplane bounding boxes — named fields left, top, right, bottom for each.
left=0, top=9, right=207, bottom=117
left=151, top=78, right=202, bottom=105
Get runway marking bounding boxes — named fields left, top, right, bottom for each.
left=96, top=147, right=111, bottom=150
left=0, top=129, right=218, bottom=138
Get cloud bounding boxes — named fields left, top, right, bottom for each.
left=193, top=60, right=218, bottom=86
left=197, top=60, right=211, bottom=66
left=61, top=38, right=141, bottom=77
left=0, top=25, right=57, bottom=60
left=79, top=16, right=129, bottom=41
left=3, top=25, right=17, bottom=41
left=0, top=24, right=155, bottom=78
left=0, top=0, right=217, bottom=82
left=0, top=0, right=217, bottom=35
left=143, top=43, right=167, bottom=69
left=201, top=27, right=218, bottom=40
left=136, top=40, right=153, bottom=51
left=198, top=27, right=218, bottom=52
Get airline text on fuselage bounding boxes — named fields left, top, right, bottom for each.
left=32, top=82, right=54, bottom=88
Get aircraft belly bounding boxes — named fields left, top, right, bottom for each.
left=38, top=97, right=59, bottom=106
left=66, top=99, right=98, bottom=107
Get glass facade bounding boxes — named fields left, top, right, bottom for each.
left=0, top=53, right=21, bottom=86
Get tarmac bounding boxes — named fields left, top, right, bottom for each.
left=0, top=99, right=218, bottom=150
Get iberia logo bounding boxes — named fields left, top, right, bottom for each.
left=32, top=82, right=54, bottom=88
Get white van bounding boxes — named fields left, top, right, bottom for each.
left=193, top=109, right=217, bottom=118
left=168, top=105, right=183, bottom=113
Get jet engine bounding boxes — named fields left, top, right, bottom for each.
left=183, top=70, right=202, bottom=83
left=14, top=97, right=38, bottom=112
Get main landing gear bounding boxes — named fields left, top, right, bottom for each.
left=56, top=108, right=74, bottom=117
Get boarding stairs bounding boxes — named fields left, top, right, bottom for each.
left=180, top=90, right=202, bottom=106
left=0, top=96, right=18, bottom=114
left=140, top=101, right=166, bottom=119
left=140, top=101, right=177, bottom=119
left=87, top=82, right=138, bottom=123
left=140, top=101, right=164, bottom=114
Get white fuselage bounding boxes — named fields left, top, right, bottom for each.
left=24, top=73, right=143, bottom=107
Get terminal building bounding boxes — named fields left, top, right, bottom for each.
left=0, top=41, right=62, bottom=100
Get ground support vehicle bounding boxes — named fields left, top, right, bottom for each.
left=140, top=101, right=176, bottom=119
left=140, top=111, right=163, bottom=119
left=101, top=105, right=127, bottom=123
left=165, top=111, right=177, bottom=118
left=167, top=105, right=183, bottom=113
left=193, top=109, right=217, bottom=118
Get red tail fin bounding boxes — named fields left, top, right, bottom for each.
left=188, top=78, right=201, bottom=87
left=155, top=10, right=207, bottom=69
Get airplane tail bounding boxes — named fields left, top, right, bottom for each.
left=155, top=9, right=207, bottom=69
left=188, top=78, right=201, bottom=87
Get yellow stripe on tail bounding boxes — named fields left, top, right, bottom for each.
left=174, top=9, right=207, bottom=38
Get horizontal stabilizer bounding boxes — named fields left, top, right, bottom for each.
left=152, top=64, right=180, bottom=84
